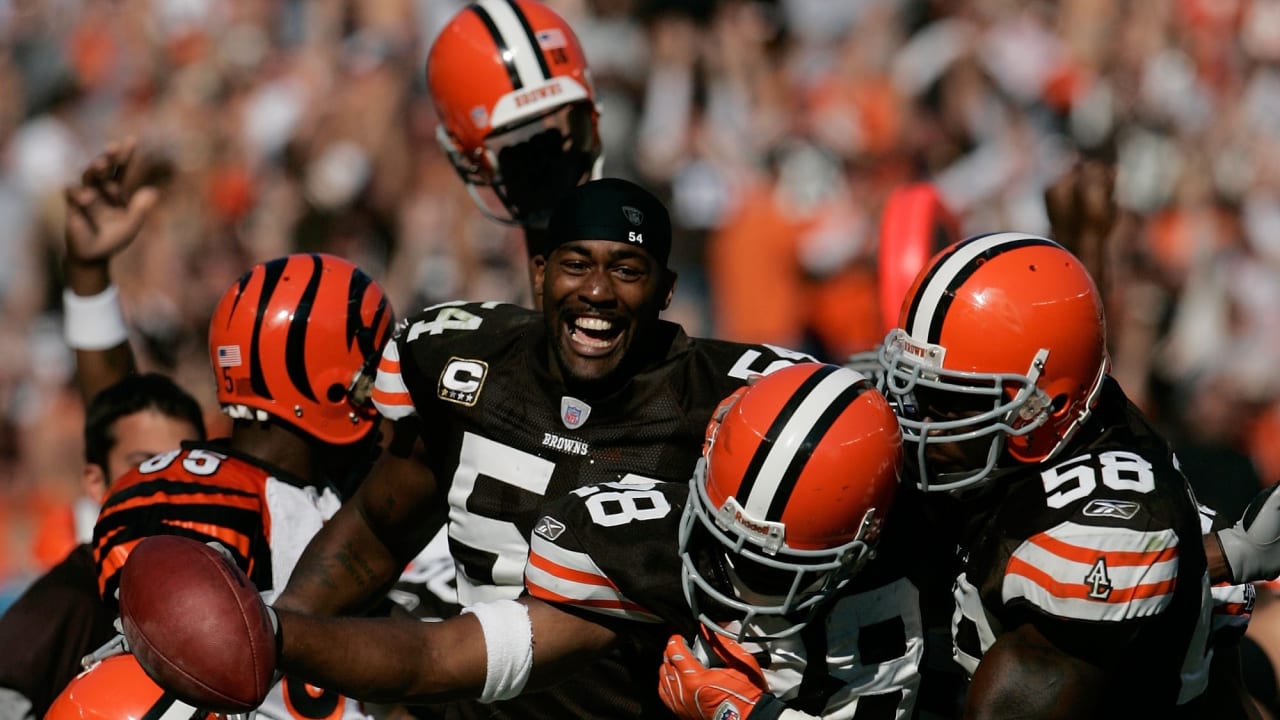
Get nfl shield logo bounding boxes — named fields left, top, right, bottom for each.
left=713, top=702, right=741, bottom=720
left=621, top=205, right=644, bottom=226
left=560, top=396, right=591, bottom=430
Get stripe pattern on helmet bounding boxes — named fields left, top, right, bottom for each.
left=469, top=0, right=551, bottom=92
left=141, top=692, right=203, bottom=720
left=734, top=365, right=872, bottom=522
left=244, top=255, right=327, bottom=403
left=904, top=232, right=1061, bottom=344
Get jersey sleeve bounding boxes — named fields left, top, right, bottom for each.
left=372, top=301, right=528, bottom=422
left=524, top=481, right=687, bottom=625
left=1196, top=502, right=1255, bottom=641
left=371, top=333, right=416, bottom=420
left=1002, top=520, right=1181, bottom=622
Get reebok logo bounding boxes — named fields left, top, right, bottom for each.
left=534, top=515, right=566, bottom=541
left=1082, top=499, right=1141, bottom=520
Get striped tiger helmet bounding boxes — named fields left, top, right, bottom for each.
left=208, top=254, right=394, bottom=445
left=427, top=0, right=602, bottom=228
left=680, top=363, right=903, bottom=642
left=879, top=232, right=1108, bottom=493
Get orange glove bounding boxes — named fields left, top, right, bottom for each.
left=658, top=630, right=787, bottom=720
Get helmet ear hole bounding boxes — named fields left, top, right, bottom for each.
left=327, top=383, right=347, bottom=403
left=1050, top=393, right=1069, bottom=414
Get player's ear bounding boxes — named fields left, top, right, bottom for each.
left=83, top=463, right=109, bottom=504
left=660, top=269, right=677, bottom=311
left=532, top=254, right=548, bottom=297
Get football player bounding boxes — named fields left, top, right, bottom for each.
left=271, top=177, right=821, bottom=719
left=123, top=363, right=924, bottom=719
left=0, top=374, right=205, bottom=720
left=90, top=252, right=396, bottom=720
left=870, top=233, right=1221, bottom=716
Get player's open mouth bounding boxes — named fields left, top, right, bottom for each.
left=566, top=316, right=624, bottom=356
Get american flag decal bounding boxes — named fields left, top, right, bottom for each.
left=536, top=28, right=566, bottom=50
left=217, top=345, right=243, bottom=368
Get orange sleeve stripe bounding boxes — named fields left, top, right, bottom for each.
left=1007, top=556, right=1178, bottom=603
left=525, top=580, right=650, bottom=614
left=158, top=521, right=253, bottom=559
left=101, top=493, right=260, bottom=515
left=93, top=524, right=129, bottom=553
left=371, top=386, right=413, bottom=407
left=97, top=541, right=139, bottom=595
left=377, top=356, right=401, bottom=373
left=527, top=549, right=618, bottom=589
left=1030, top=532, right=1179, bottom=567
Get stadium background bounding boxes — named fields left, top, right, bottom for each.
left=1, top=0, right=1279, bottom=612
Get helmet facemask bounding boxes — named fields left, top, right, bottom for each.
left=438, top=102, right=602, bottom=228
left=679, top=460, right=874, bottom=643
left=878, top=329, right=1053, bottom=493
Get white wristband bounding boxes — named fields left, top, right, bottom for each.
left=63, top=285, right=129, bottom=350
left=463, top=599, right=534, bottom=703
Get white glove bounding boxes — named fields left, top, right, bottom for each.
left=81, top=616, right=130, bottom=668
left=1216, top=482, right=1280, bottom=584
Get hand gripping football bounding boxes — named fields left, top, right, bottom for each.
left=118, top=535, right=277, bottom=713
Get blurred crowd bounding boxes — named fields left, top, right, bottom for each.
left=2, top=0, right=1280, bottom=608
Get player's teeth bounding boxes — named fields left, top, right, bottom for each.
left=575, top=318, right=613, bottom=332
left=567, top=326, right=610, bottom=348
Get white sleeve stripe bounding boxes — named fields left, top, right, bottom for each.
left=1012, top=541, right=1178, bottom=589
left=372, top=372, right=410, bottom=396
left=525, top=535, right=661, bottom=623
left=371, top=340, right=417, bottom=419
left=1003, top=574, right=1174, bottom=621
left=1002, top=521, right=1182, bottom=621
left=1040, top=521, right=1180, bottom=555
left=527, top=533, right=603, bottom=577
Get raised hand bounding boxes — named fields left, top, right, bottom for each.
left=61, top=137, right=166, bottom=401
left=1044, top=159, right=1117, bottom=297
left=64, top=136, right=160, bottom=269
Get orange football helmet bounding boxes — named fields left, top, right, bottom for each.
left=878, top=232, right=1108, bottom=492
left=680, top=363, right=903, bottom=641
left=427, top=0, right=602, bottom=228
left=46, top=655, right=217, bottom=720
left=208, top=253, right=394, bottom=446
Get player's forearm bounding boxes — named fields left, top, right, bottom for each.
left=965, top=626, right=1105, bottom=720
left=1206, top=534, right=1232, bottom=585
left=277, top=609, right=489, bottom=704
left=273, top=503, right=403, bottom=616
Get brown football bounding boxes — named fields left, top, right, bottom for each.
left=118, top=535, right=277, bottom=713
